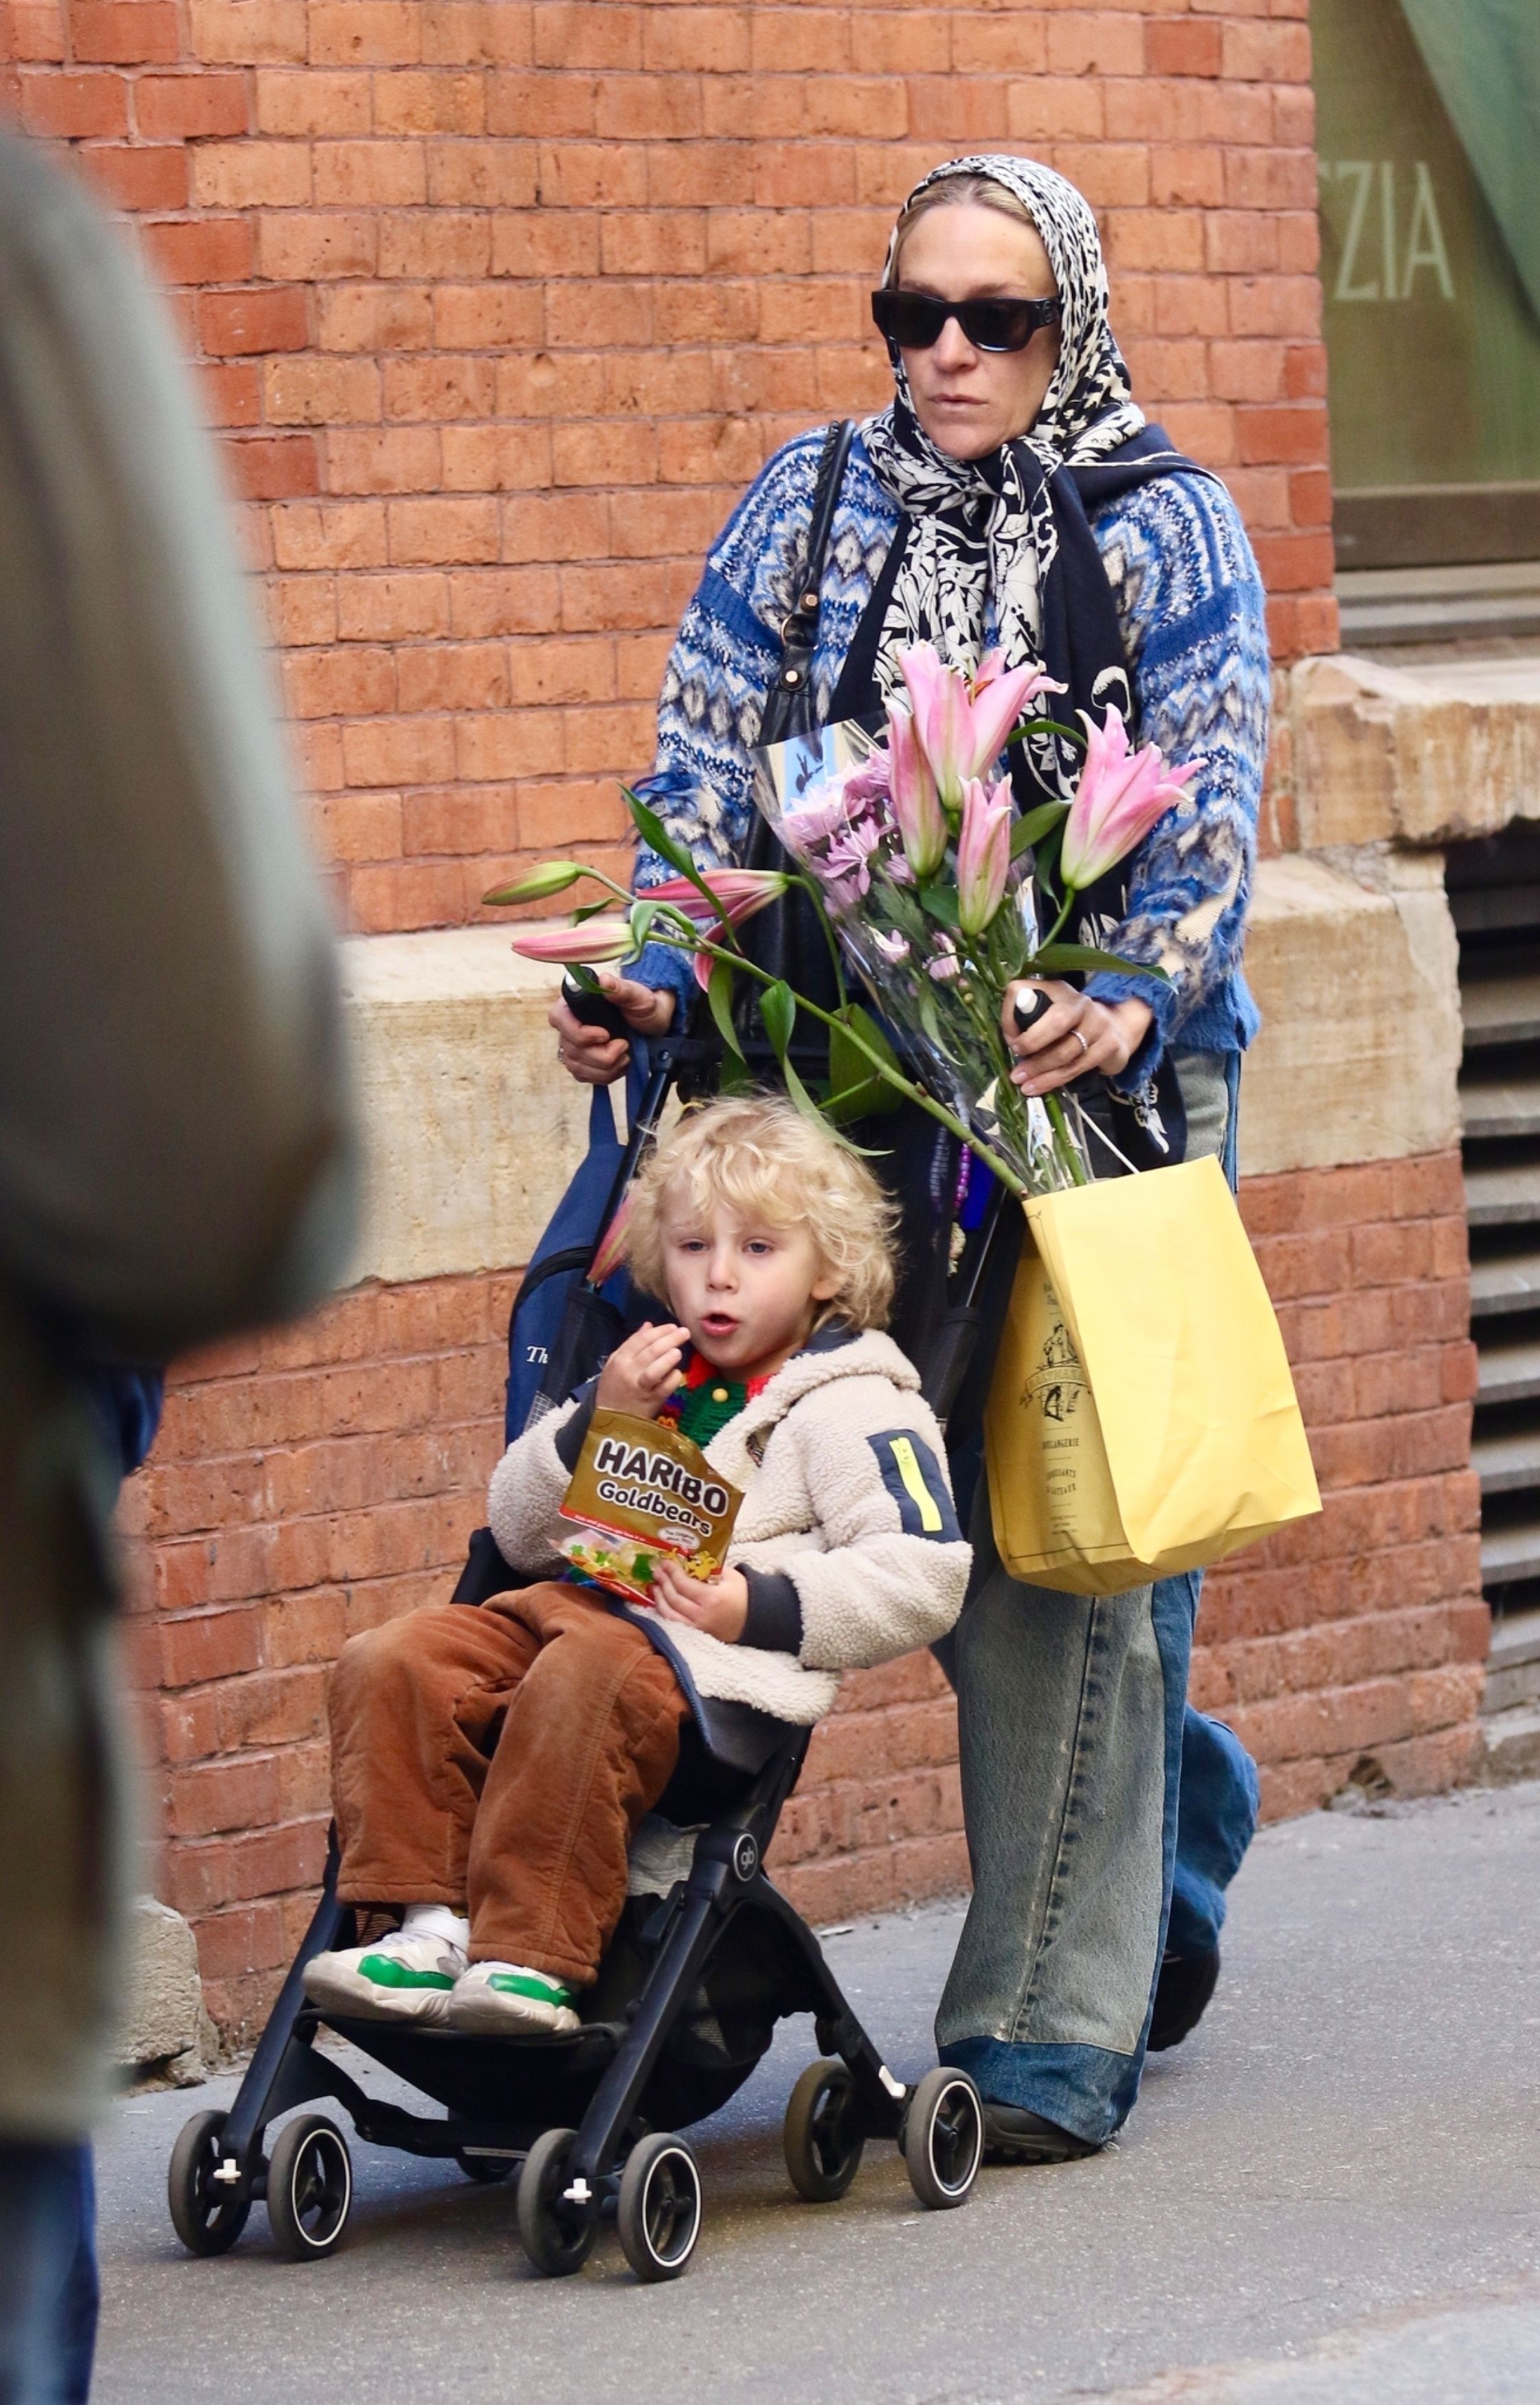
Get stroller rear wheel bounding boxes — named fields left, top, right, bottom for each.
left=616, top=2133, right=702, bottom=2283
left=517, top=2127, right=596, bottom=2277
left=168, top=2109, right=251, bottom=2257
left=902, top=2068, right=983, bottom=2211
left=266, top=2114, right=353, bottom=2259
left=783, top=2059, right=864, bottom=2202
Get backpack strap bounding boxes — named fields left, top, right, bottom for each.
left=758, top=416, right=856, bottom=744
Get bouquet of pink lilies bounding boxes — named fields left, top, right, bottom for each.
left=487, top=642, right=1200, bottom=1199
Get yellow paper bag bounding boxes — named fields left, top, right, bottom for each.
left=984, top=1154, right=1320, bottom=1596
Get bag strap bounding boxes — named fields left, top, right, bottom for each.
left=759, top=416, right=855, bottom=741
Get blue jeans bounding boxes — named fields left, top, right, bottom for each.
left=0, top=2143, right=98, bottom=2404
left=935, top=1052, right=1259, bottom=2145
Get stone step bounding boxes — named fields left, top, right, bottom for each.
left=1476, top=1336, right=1540, bottom=1407
left=1462, top=972, right=1540, bottom=1050
left=1472, top=1422, right=1540, bottom=1496
left=1481, top=1517, right=1540, bottom=1587
left=1464, top=1161, right=1540, bottom=1229
left=1484, top=1609, right=1540, bottom=1713
left=1477, top=1701, right=1540, bottom=1786
left=1460, top=1077, right=1540, bottom=1142
left=1470, top=1247, right=1540, bottom=1319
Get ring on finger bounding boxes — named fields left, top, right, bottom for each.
left=1072, top=1029, right=1091, bottom=1058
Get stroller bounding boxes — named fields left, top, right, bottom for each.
left=166, top=1013, right=1010, bottom=2283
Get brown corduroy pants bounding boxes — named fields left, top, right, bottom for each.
left=328, top=1581, right=689, bottom=1986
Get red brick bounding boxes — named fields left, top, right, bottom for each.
left=71, top=1, right=179, bottom=63
left=82, top=141, right=188, bottom=212
left=199, top=287, right=309, bottom=357
left=141, top=215, right=254, bottom=284
left=19, top=69, right=129, bottom=136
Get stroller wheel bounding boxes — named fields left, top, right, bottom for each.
left=168, top=2109, right=251, bottom=2257
left=783, top=2059, right=864, bottom=2202
left=266, top=2114, right=353, bottom=2260
left=517, top=2128, right=596, bottom=2277
left=902, top=2068, right=983, bottom=2211
left=616, top=2134, right=702, bottom=2283
left=456, top=2149, right=515, bottom=2185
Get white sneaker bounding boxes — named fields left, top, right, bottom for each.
left=447, top=1962, right=581, bottom=2037
left=303, top=1929, right=468, bottom=2026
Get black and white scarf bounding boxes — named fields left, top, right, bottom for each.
left=860, top=154, right=1151, bottom=801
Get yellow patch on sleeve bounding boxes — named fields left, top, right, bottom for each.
left=888, top=1435, right=944, bottom=1533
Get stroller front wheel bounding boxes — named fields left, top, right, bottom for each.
left=168, top=2109, right=251, bottom=2257
left=266, top=2113, right=353, bottom=2260
left=617, top=2133, right=702, bottom=2282
left=517, top=2127, right=596, bottom=2277
left=902, top=2068, right=983, bottom=2210
left=783, top=2059, right=864, bottom=2202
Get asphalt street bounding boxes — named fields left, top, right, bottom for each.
left=94, top=1780, right=1540, bottom=2404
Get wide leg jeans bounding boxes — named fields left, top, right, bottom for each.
left=935, top=1052, right=1260, bottom=2144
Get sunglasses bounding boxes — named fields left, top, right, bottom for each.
left=871, top=289, right=1062, bottom=355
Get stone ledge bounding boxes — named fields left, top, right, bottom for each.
left=340, top=928, right=590, bottom=1289
left=336, top=865, right=1460, bottom=1288
left=1238, top=851, right=1462, bottom=1177
left=1291, top=650, right=1540, bottom=849
left=118, top=1897, right=213, bottom=2088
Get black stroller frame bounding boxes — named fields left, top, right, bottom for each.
left=168, top=1025, right=1002, bottom=2282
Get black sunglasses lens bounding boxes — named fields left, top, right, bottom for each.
left=874, top=291, right=946, bottom=348
left=960, top=300, right=1040, bottom=353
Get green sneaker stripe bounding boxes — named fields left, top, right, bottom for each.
left=358, top=1953, right=456, bottom=1993
left=485, top=1969, right=574, bottom=2006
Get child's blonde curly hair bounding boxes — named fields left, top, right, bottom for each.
left=623, top=1094, right=898, bottom=1333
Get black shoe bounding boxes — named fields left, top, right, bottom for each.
left=1147, top=1944, right=1220, bottom=2052
left=981, top=2103, right=1102, bottom=2165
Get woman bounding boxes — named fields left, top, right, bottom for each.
left=548, top=155, right=1264, bottom=2158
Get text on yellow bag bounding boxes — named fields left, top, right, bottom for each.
left=984, top=1154, right=1321, bottom=1597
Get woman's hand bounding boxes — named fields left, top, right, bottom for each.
left=549, top=972, right=676, bottom=1086
left=1003, top=979, right=1152, bottom=1097
left=650, top=1556, right=750, bottom=1644
left=594, top=1321, right=690, bottom=1418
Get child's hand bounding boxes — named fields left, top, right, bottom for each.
left=596, top=1321, right=690, bottom=1419
left=651, top=1555, right=750, bottom=1644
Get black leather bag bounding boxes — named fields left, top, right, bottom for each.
left=733, top=418, right=856, bottom=1066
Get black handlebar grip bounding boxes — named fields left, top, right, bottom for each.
left=561, top=974, right=631, bottom=1044
left=1011, top=985, right=1052, bottom=1036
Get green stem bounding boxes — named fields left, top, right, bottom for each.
left=1043, top=1092, right=1089, bottom=1187
left=671, top=930, right=1033, bottom=1200
left=790, top=870, right=849, bottom=1010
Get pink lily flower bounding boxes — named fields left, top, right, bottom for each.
left=509, top=916, right=635, bottom=965
left=955, top=776, right=1014, bottom=937
left=928, top=932, right=961, bottom=983
left=1059, top=706, right=1205, bottom=892
left=640, top=869, right=788, bottom=931
left=885, top=704, right=948, bottom=880
left=902, top=641, right=1069, bottom=813
left=966, top=653, right=1067, bottom=784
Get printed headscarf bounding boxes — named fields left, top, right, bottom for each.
left=860, top=154, right=1146, bottom=750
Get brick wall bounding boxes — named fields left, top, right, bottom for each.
left=2, top=0, right=1337, bottom=941
left=2, top=2, right=1398, bottom=2039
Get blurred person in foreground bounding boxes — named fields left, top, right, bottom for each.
left=0, top=134, right=355, bottom=2400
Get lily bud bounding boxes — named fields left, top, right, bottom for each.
left=956, top=776, right=1014, bottom=937
left=886, top=704, right=948, bottom=880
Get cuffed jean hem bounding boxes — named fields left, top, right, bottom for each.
left=938, top=2037, right=1137, bottom=2149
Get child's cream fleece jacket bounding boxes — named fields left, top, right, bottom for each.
left=487, top=1325, right=970, bottom=1724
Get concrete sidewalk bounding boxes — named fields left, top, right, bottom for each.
left=94, top=1781, right=1540, bottom=2404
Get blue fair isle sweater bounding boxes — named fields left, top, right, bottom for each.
left=629, top=424, right=1268, bottom=1086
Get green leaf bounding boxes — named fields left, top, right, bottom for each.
left=1031, top=942, right=1171, bottom=983
left=629, top=900, right=657, bottom=953
left=759, top=978, right=796, bottom=1058
left=706, top=957, right=746, bottom=1063
left=1009, top=800, right=1069, bottom=859
left=566, top=963, right=601, bottom=994
left=917, top=880, right=961, bottom=928
left=572, top=898, right=612, bottom=924
left=825, top=1003, right=903, bottom=1124
left=1005, top=717, right=1086, bottom=751
left=623, top=791, right=725, bottom=925
left=482, top=861, right=583, bottom=906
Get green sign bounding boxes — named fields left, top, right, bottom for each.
left=1315, top=0, right=1540, bottom=503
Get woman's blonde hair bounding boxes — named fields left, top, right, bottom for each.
left=886, top=170, right=1045, bottom=287
left=624, top=1095, right=898, bottom=1333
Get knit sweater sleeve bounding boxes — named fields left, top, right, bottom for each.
left=626, top=428, right=828, bottom=1008
left=1082, top=471, right=1270, bottom=1086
